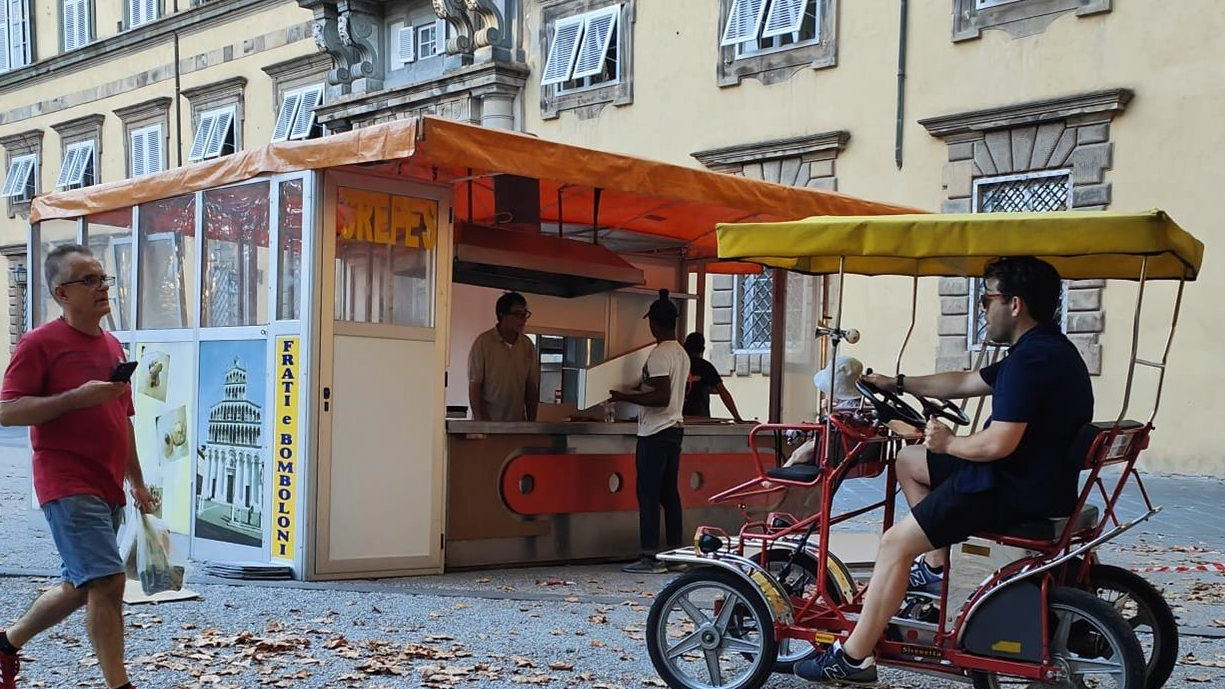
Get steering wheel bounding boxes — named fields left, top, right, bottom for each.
left=855, top=378, right=926, bottom=429
left=915, top=396, right=971, bottom=427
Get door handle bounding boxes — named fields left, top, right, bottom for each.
left=322, top=386, right=331, bottom=412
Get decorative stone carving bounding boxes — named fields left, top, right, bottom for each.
left=433, top=0, right=476, bottom=55
left=465, top=0, right=504, bottom=48
left=300, top=0, right=383, bottom=91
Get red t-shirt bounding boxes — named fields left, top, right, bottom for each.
left=1, top=318, right=134, bottom=506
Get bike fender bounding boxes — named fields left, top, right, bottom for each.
left=766, top=541, right=858, bottom=605
left=656, top=548, right=795, bottom=625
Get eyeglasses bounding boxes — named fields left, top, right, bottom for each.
left=59, top=274, right=116, bottom=289
left=979, top=292, right=1008, bottom=310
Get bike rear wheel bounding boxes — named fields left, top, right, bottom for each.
left=1085, top=564, right=1179, bottom=689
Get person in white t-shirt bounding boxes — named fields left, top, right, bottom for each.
left=609, top=289, right=690, bottom=574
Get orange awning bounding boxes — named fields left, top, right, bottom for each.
left=31, top=116, right=922, bottom=261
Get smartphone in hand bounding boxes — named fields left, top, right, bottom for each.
left=109, top=361, right=138, bottom=383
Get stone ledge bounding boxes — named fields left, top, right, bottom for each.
left=692, top=131, right=850, bottom=170
left=919, top=89, right=1133, bottom=139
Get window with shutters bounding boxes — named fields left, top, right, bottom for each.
left=417, top=21, right=442, bottom=59
left=61, top=0, right=91, bottom=52
left=56, top=140, right=95, bottom=189
left=1, top=0, right=34, bottom=73
left=1, top=154, right=37, bottom=202
left=717, top=0, right=836, bottom=87
left=188, top=106, right=236, bottom=161
left=539, top=0, right=634, bottom=120
left=129, top=124, right=163, bottom=177
left=127, top=0, right=158, bottom=28
left=952, top=0, right=1110, bottom=42
left=271, top=84, right=324, bottom=143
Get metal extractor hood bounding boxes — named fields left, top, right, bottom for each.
left=453, top=222, right=646, bottom=298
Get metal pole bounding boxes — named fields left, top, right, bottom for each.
left=767, top=268, right=787, bottom=423
left=894, top=275, right=918, bottom=374
left=1146, top=278, right=1185, bottom=425
left=1116, top=256, right=1149, bottom=425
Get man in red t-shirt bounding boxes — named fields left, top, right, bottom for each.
left=0, top=244, right=156, bottom=689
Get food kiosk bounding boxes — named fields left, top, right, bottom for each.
left=27, top=116, right=916, bottom=580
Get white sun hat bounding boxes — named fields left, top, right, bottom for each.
left=813, top=356, right=864, bottom=401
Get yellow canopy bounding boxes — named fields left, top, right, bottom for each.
left=716, top=210, right=1203, bottom=281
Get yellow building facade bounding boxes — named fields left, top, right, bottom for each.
left=2, top=0, right=1220, bottom=474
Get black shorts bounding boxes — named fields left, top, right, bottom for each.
left=910, top=452, right=1016, bottom=549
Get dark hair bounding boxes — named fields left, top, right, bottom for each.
left=683, top=331, right=705, bottom=354
left=983, top=256, right=1062, bottom=323
left=495, top=291, right=527, bottom=320
left=44, top=243, right=93, bottom=295
left=647, top=288, right=678, bottom=329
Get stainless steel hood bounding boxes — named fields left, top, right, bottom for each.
left=453, top=222, right=645, bottom=298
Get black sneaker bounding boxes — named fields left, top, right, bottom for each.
left=621, top=556, right=667, bottom=574
left=907, top=556, right=943, bottom=597
left=795, top=641, right=877, bottom=685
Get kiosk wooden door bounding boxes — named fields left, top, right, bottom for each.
left=312, top=172, right=451, bottom=578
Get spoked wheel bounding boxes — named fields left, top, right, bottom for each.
left=646, top=569, right=778, bottom=689
left=1085, top=564, right=1179, bottom=689
left=758, top=548, right=847, bottom=673
left=971, top=587, right=1146, bottom=689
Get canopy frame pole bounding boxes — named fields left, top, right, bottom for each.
left=1116, top=256, right=1149, bottom=425
left=591, top=187, right=602, bottom=245
left=821, top=256, right=847, bottom=454
left=894, top=275, right=918, bottom=375
left=465, top=168, right=474, bottom=222
left=1145, top=277, right=1185, bottom=426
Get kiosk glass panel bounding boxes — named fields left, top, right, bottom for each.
left=202, top=182, right=270, bottom=327
left=137, top=193, right=197, bottom=330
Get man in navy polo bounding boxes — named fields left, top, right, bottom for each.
left=798, top=256, right=1093, bottom=685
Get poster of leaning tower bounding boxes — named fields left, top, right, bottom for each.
left=194, top=340, right=267, bottom=548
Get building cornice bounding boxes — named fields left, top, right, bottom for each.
left=261, top=52, right=333, bottom=82
left=50, top=114, right=106, bottom=139
left=181, top=77, right=249, bottom=104
left=692, top=131, right=850, bottom=169
left=0, top=0, right=283, bottom=94
left=113, top=97, right=173, bottom=124
left=919, top=89, right=1134, bottom=138
left=0, top=128, right=44, bottom=150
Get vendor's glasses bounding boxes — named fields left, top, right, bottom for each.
left=59, top=274, right=116, bottom=289
left=979, top=291, right=1008, bottom=310
left=508, top=309, right=532, bottom=319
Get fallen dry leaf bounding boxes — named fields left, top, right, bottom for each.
left=549, top=661, right=574, bottom=671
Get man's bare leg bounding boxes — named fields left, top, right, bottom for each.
left=5, top=582, right=89, bottom=648
left=895, top=445, right=948, bottom=569
left=85, top=573, right=128, bottom=688
left=843, top=515, right=935, bottom=660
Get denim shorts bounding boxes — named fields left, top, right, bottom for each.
left=41, top=495, right=125, bottom=588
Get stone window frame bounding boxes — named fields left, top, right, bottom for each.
left=692, top=130, right=848, bottom=376
left=181, top=76, right=246, bottom=158
left=50, top=113, right=104, bottom=190
left=539, top=0, right=635, bottom=121
left=920, top=88, right=1133, bottom=375
left=114, top=97, right=170, bottom=178
left=263, top=53, right=331, bottom=142
left=717, top=0, right=837, bottom=88
left=0, top=128, right=42, bottom=218
left=953, top=0, right=1110, bottom=42
left=1, top=243, right=28, bottom=351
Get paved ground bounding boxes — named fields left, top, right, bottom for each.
left=1, top=425, right=1222, bottom=688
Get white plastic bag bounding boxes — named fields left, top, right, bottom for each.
left=134, top=512, right=185, bottom=594
left=116, top=504, right=141, bottom=581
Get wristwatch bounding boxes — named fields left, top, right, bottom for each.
left=896, top=374, right=906, bottom=395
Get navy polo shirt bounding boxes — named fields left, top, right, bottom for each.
left=976, top=323, right=1094, bottom=517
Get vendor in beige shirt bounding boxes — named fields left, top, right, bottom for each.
left=468, top=292, right=540, bottom=422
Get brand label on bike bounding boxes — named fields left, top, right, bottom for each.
left=899, top=645, right=943, bottom=659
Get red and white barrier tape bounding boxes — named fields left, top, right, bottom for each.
left=1129, top=562, right=1225, bottom=574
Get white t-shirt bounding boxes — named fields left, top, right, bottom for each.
left=637, top=340, right=691, bottom=437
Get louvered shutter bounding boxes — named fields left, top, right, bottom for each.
left=571, top=5, right=618, bottom=80
left=721, top=0, right=766, bottom=46
left=397, top=25, right=414, bottom=63
left=55, top=146, right=80, bottom=188
left=187, top=112, right=216, bottom=162
left=72, top=141, right=93, bottom=186
left=289, top=85, right=322, bottom=140
left=62, top=0, right=76, bottom=49
left=1, top=156, right=33, bottom=198
left=76, top=0, right=89, bottom=47
left=271, top=90, right=301, bottom=142
left=761, top=0, right=807, bottom=38
left=145, top=125, right=163, bottom=173
left=204, top=109, right=234, bottom=158
left=8, top=0, right=31, bottom=68
left=141, top=0, right=156, bottom=24
left=540, top=14, right=584, bottom=86
left=0, top=2, right=10, bottom=71
left=130, top=129, right=145, bottom=177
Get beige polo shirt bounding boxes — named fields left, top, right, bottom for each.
left=468, top=327, right=539, bottom=422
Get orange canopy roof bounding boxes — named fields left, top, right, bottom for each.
left=31, top=116, right=922, bottom=261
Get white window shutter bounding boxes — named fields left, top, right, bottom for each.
left=62, top=0, right=76, bottom=49
left=397, top=25, right=414, bottom=63
left=72, top=141, right=93, bottom=186
left=1, top=156, right=33, bottom=198
left=289, top=84, right=322, bottom=140
left=0, top=1, right=10, bottom=71
left=130, top=129, right=145, bottom=177
left=761, top=0, right=808, bottom=38
left=7, top=0, right=31, bottom=67
left=721, top=0, right=767, bottom=46
left=435, top=18, right=446, bottom=54
left=187, top=112, right=215, bottom=162
left=55, top=146, right=79, bottom=188
left=540, top=14, right=584, bottom=86
left=127, top=0, right=140, bottom=25
left=571, top=5, right=618, bottom=80
left=142, top=0, right=156, bottom=24
left=271, top=91, right=301, bottom=142
left=145, top=125, right=163, bottom=173
left=204, top=108, right=234, bottom=158
left=78, top=0, right=89, bottom=47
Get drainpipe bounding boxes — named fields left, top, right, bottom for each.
left=894, top=0, right=908, bottom=170
left=173, top=26, right=183, bottom=167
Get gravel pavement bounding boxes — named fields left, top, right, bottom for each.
left=1, top=427, right=1222, bottom=688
